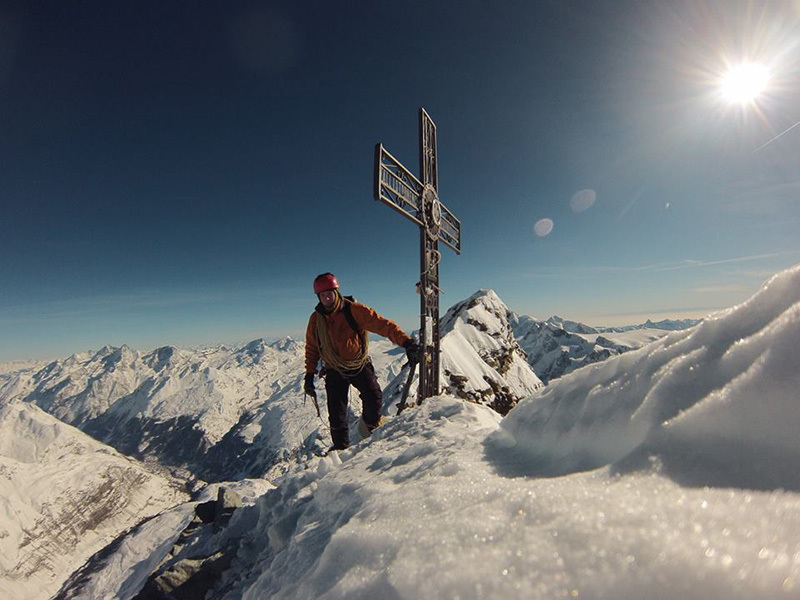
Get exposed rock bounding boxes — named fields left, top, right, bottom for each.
left=135, top=487, right=243, bottom=599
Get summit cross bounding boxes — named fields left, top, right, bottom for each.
left=374, top=108, right=462, bottom=404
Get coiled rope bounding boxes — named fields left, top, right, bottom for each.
left=314, top=305, right=369, bottom=374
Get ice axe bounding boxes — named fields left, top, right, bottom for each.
left=395, top=360, right=418, bottom=415
left=304, top=391, right=321, bottom=419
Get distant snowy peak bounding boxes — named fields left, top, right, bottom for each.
left=510, top=312, right=668, bottom=384
left=545, top=315, right=599, bottom=334
left=440, top=288, right=508, bottom=335
left=269, top=336, right=301, bottom=352
left=643, top=317, right=701, bottom=330
left=544, top=314, right=699, bottom=334
left=439, top=289, right=543, bottom=414
left=600, top=317, right=701, bottom=332
left=236, top=337, right=302, bottom=364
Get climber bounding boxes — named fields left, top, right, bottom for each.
left=304, top=272, right=419, bottom=450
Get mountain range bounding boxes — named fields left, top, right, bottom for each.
left=35, top=264, right=800, bottom=599
left=0, top=288, right=702, bottom=598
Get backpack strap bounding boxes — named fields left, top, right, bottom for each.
left=341, top=296, right=360, bottom=334
left=342, top=296, right=368, bottom=349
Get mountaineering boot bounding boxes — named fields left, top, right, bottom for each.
left=357, top=416, right=385, bottom=439
left=329, top=425, right=349, bottom=451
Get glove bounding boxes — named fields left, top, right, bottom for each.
left=403, top=340, right=421, bottom=363
left=304, top=373, right=316, bottom=398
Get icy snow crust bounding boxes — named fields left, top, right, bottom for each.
left=498, top=263, right=800, bottom=490
left=198, top=398, right=799, bottom=599
left=177, top=266, right=800, bottom=599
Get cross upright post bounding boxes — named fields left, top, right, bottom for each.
left=374, top=108, right=461, bottom=405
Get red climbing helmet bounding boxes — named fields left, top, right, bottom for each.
left=313, top=272, right=339, bottom=295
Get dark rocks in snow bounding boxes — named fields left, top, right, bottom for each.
left=135, top=551, right=233, bottom=600
left=466, top=317, right=489, bottom=332
left=136, top=488, right=243, bottom=600
left=438, top=289, right=543, bottom=414
left=212, top=487, right=243, bottom=532
left=146, top=346, right=178, bottom=373
left=483, top=376, right=517, bottom=416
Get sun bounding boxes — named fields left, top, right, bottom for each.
left=719, top=62, right=769, bottom=105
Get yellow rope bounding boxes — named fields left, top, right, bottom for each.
left=315, top=302, right=369, bottom=373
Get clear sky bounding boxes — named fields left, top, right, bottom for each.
left=2, top=1, right=800, bottom=361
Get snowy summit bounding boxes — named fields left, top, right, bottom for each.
left=20, top=263, right=799, bottom=600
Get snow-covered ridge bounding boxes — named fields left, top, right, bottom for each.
left=495, top=263, right=800, bottom=491
left=511, top=313, right=666, bottom=384
left=438, top=289, right=543, bottom=413
left=0, top=400, right=188, bottom=600
left=0, top=338, right=316, bottom=481
left=601, top=317, right=701, bottom=332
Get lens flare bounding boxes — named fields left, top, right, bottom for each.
left=534, top=218, right=554, bottom=237
left=570, top=189, right=596, bottom=213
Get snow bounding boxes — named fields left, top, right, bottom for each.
left=171, top=264, right=800, bottom=598
left=437, top=290, right=543, bottom=408
left=4, top=265, right=800, bottom=598
left=58, top=479, right=274, bottom=600
left=60, top=504, right=198, bottom=600
left=497, top=263, right=800, bottom=488
left=0, top=401, right=188, bottom=600
left=209, top=398, right=799, bottom=599
left=512, top=313, right=669, bottom=384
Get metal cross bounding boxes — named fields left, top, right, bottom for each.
left=374, top=108, right=461, bottom=404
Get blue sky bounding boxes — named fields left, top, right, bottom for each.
left=2, top=1, right=800, bottom=361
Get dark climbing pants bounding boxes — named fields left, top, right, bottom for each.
left=325, top=360, right=382, bottom=449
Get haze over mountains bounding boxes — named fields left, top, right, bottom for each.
left=0, top=291, right=686, bottom=480
left=0, top=286, right=738, bottom=600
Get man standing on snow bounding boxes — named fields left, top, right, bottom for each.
left=304, top=272, right=420, bottom=450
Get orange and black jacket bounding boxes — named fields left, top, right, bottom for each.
left=305, top=299, right=412, bottom=374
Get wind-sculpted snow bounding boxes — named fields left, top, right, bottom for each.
left=494, top=264, right=800, bottom=491
left=0, top=401, right=188, bottom=600
left=125, top=396, right=800, bottom=599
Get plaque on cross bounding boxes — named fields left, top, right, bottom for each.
left=374, top=108, right=462, bottom=404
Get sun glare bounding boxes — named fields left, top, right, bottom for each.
left=720, top=62, right=769, bottom=105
